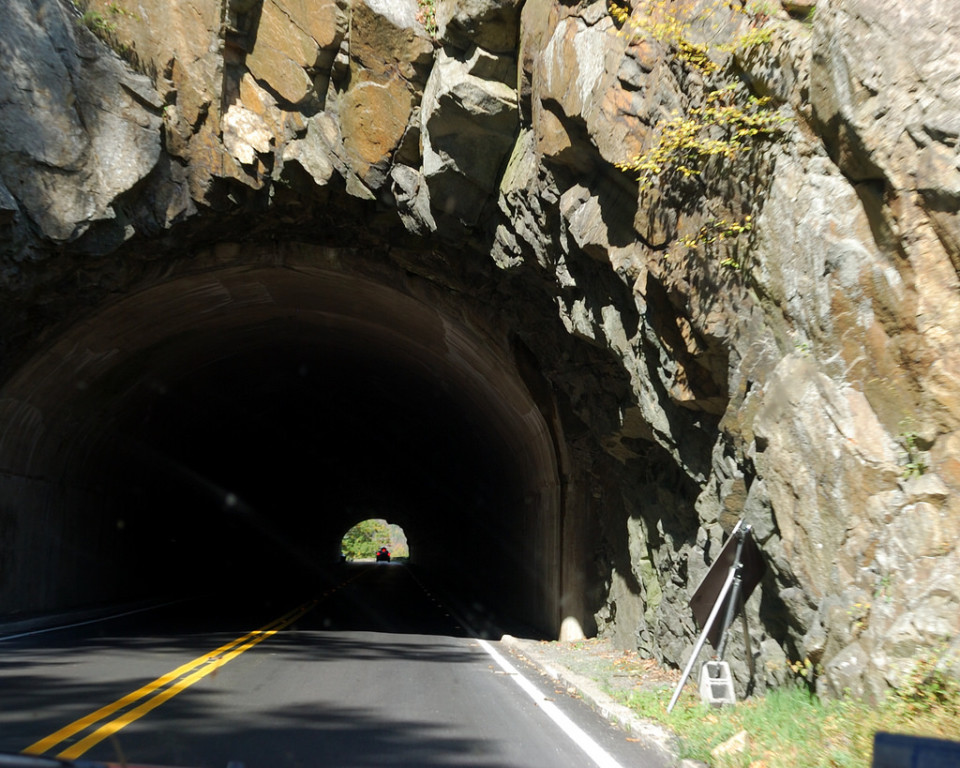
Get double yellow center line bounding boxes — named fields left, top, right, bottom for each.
left=23, top=598, right=318, bottom=760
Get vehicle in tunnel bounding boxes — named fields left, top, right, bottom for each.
left=375, top=547, right=391, bottom=562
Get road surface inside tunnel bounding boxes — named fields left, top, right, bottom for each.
left=0, top=564, right=656, bottom=768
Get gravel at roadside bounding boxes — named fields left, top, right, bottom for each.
left=500, top=635, right=687, bottom=765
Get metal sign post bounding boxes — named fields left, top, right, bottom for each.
left=666, top=521, right=765, bottom=713
left=666, top=554, right=740, bottom=713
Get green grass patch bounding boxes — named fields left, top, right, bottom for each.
left=625, top=682, right=960, bottom=767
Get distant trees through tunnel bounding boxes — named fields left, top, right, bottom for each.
left=341, top=519, right=409, bottom=561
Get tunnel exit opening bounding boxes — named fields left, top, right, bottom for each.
left=341, top=519, right=409, bottom=563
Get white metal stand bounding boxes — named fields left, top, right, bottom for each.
left=667, top=522, right=750, bottom=713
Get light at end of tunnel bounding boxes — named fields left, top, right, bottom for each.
left=559, top=616, right=585, bottom=642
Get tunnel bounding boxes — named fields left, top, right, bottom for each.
left=0, top=250, right=588, bottom=637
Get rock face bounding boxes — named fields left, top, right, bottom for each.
left=0, top=0, right=162, bottom=243
left=1, top=0, right=958, bottom=700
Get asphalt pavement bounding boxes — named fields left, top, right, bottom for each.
left=0, top=564, right=669, bottom=768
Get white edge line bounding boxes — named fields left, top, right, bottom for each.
left=477, top=638, right=626, bottom=768
left=0, top=599, right=186, bottom=643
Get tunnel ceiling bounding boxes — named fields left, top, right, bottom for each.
left=4, top=264, right=556, bottom=480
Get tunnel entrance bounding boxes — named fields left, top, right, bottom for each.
left=341, top=519, right=409, bottom=562
left=0, top=257, right=580, bottom=637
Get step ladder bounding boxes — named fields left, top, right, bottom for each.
left=699, top=660, right=736, bottom=707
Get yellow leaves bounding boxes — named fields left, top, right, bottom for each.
left=718, top=25, right=775, bottom=52
left=609, top=2, right=786, bottom=190
left=608, top=0, right=632, bottom=25
left=679, top=216, right=753, bottom=262
left=787, top=656, right=822, bottom=680
left=618, top=4, right=720, bottom=75
left=610, top=0, right=775, bottom=73
left=676, top=37, right=719, bottom=75
left=617, top=91, right=784, bottom=189
left=607, top=0, right=786, bottom=273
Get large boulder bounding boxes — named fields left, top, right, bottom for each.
left=0, top=0, right=161, bottom=243
left=437, top=0, right=524, bottom=54
left=421, top=46, right=519, bottom=225
left=245, top=0, right=344, bottom=107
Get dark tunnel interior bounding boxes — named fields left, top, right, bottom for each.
left=0, top=264, right=568, bottom=637
left=103, top=340, right=527, bottom=607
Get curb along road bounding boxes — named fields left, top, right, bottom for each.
left=499, top=635, right=686, bottom=767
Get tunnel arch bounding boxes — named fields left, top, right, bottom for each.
left=0, top=249, right=580, bottom=635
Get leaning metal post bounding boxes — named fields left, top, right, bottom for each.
left=666, top=524, right=750, bottom=714
left=715, top=528, right=749, bottom=661
left=666, top=564, right=737, bottom=713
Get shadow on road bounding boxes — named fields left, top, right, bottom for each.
left=0, top=564, right=546, bottom=766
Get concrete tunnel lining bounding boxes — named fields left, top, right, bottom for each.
left=0, top=262, right=568, bottom=634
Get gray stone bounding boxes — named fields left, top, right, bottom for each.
left=821, top=641, right=869, bottom=699
left=421, top=47, right=519, bottom=225
left=0, top=0, right=161, bottom=241
left=281, top=119, right=337, bottom=187
left=437, top=0, right=523, bottom=54
left=390, top=165, right=437, bottom=235
left=0, top=179, right=18, bottom=225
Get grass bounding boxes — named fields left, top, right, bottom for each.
left=622, top=681, right=960, bottom=767
left=525, top=639, right=960, bottom=766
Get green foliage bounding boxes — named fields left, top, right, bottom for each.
left=898, top=429, right=928, bottom=478
left=745, top=0, right=777, bottom=19
left=72, top=1, right=140, bottom=57
left=341, top=519, right=391, bottom=560
left=341, top=518, right=409, bottom=560
left=718, top=24, right=775, bottom=52
left=625, top=678, right=960, bottom=767
left=897, top=652, right=960, bottom=718
left=386, top=523, right=410, bottom=558
left=106, top=2, right=139, bottom=21
left=78, top=8, right=117, bottom=34
left=416, top=0, right=438, bottom=39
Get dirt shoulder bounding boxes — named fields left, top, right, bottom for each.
left=500, top=635, right=687, bottom=765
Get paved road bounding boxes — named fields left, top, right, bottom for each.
left=0, top=565, right=663, bottom=767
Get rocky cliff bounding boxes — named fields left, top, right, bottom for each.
left=1, top=0, right=958, bottom=700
